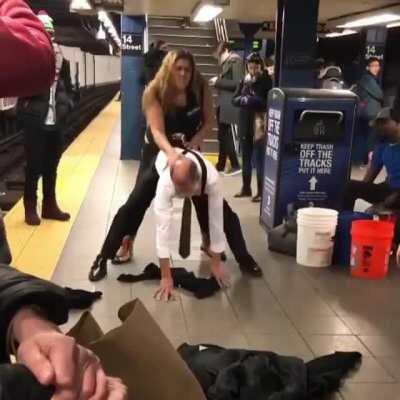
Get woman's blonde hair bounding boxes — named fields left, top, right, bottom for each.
left=142, top=50, right=205, bottom=114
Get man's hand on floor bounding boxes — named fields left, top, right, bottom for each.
left=154, top=276, right=175, bottom=302
left=210, top=258, right=230, bottom=288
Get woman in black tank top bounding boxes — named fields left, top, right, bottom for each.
left=89, top=50, right=215, bottom=281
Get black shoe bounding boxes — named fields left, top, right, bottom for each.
left=239, top=262, right=263, bottom=277
left=252, top=194, right=261, bottom=203
left=215, top=164, right=225, bottom=172
left=234, top=188, right=252, bottom=198
left=89, top=256, right=107, bottom=282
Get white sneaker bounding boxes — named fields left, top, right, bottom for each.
left=223, top=168, right=242, bottom=177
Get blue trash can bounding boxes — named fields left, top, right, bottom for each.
left=333, top=211, right=373, bottom=266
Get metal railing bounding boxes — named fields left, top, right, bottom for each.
left=214, top=17, right=228, bottom=43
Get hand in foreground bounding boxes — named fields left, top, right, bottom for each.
left=14, top=308, right=127, bottom=399
left=154, top=276, right=175, bottom=302
left=105, top=377, right=127, bottom=400
left=210, top=259, right=230, bottom=288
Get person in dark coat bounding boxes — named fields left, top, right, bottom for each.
left=232, top=52, right=272, bottom=202
left=355, top=57, right=384, bottom=162
left=210, top=42, right=242, bottom=175
left=143, top=40, right=168, bottom=85
left=18, top=11, right=73, bottom=226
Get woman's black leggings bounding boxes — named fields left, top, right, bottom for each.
left=100, top=143, right=159, bottom=258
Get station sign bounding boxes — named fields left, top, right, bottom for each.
left=121, top=32, right=143, bottom=56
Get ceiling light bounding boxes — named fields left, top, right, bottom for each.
left=97, top=10, right=121, bottom=48
left=387, top=21, right=400, bottom=28
left=192, top=2, right=223, bottom=22
left=325, top=29, right=357, bottom=38
left=338, top=13, right=400, bottom=28
left=70, top=0, right=92, bottom=12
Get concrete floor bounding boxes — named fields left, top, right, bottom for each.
left=53, top=123, right=400, bottom=399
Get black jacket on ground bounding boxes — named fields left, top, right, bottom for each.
left=232, top=72, right=272, bottom=140
left=0, top=264, right=69, bottom=399
left=178, top=343, right=361, bottom=400
left=118, top=263, right=220, bottom=299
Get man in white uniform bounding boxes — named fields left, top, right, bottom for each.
left=154, top=148, right=262, bottom=301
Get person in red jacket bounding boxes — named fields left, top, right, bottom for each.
left=0, top=0, right=55, bottom=97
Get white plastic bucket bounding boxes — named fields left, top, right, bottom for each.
left=296, top=208, right=338, bottom=268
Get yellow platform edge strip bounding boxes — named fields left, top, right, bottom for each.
left=4, top=100, right=120, bottom=280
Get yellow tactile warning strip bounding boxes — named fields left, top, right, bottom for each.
left=4, top=100, right=120, bottom=280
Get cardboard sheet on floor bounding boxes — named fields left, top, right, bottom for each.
left=67, top=299, right=206, bottom=400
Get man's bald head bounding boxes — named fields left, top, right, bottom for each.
left=170, top=157, right=200, bottom=195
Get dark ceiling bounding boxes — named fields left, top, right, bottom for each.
left=27, top=0, right=121, bottom=55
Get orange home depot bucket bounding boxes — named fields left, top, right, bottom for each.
left=350, top=220, right=394, bottom=279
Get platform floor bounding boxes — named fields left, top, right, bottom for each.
left=6, top=100, right=400, bottom=399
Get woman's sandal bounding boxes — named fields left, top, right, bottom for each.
left=111, top=251, right=132, bottom=265
left=111, top=237, right=133, bottom=265
left=89, top=255, right=107, bottom=282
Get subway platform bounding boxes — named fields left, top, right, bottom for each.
left=5, top=99, right=400, bottom=400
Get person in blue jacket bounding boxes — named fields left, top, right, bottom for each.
left=232, top=52, right=272, bottom=202
left=342, top=105, right=400, bottom=211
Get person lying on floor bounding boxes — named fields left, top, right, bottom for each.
left=153, top=148, right=262, bottom=301
left=0, top=263, right=126, bottom=400
left=342, top=106, right=400, bottom=212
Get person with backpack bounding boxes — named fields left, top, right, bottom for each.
left=232, top=52, right=272, bottom=202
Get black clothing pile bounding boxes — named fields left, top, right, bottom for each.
left=178, top=343, right=361, bottom=399
left=64, top=287, right=103, bottom=310
left=118, top=263, right=220, bottom=299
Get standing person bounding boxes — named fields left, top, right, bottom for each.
left=210, top=42, right=242, bottom=175
left=0, top=0, right=55, bottom=97
left=113, top=39, right=169, bottom=263
left=265, top=57, right=275, bottom=83
left=355, top=57, right=383, bottom=162
left=18, top=11, right=73, bottom=226
left=154, top=149, right=262, bottom=300
left=232, top=53, right=272, bottom=202
left=143, top=40, right=168, bottom=85
left=89, top=50, right=215, bottom=281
